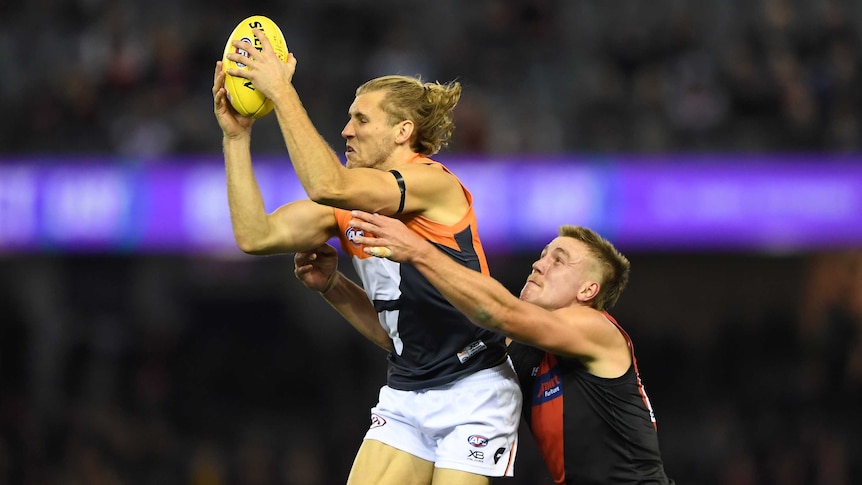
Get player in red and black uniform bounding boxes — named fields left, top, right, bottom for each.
left=507, top=320, right=672, bottom=484
left=344, top=212, right=675, bottom=485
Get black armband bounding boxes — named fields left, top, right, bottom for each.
left=389, top=169, right=406, bottom=214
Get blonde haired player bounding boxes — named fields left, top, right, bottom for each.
left=213, top=28, right=521, bottom=485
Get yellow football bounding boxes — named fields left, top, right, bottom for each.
left=221, top=15, right=288, bottom=118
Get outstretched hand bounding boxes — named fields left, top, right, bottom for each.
left=295, top=244, right=340, bottom=292
left=224, top=28, right=297, bottom=103
left=348, top=210, right=431, bottom=263
left=212, top=61, right=254, bottom=138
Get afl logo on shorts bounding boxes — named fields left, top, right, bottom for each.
left=346, top=227, right=364, bottom=247
left=467, top=435, right=489, bottom=448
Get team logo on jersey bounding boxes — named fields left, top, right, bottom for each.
left=493, top=447, right=506, bottom=464
left=369, top=413, right=386, bottom=429
left=345, top=226, right=364, bottom=247
left=533, top=366, right=562, bottom=404
left=467, top=435, right=489, bottom=448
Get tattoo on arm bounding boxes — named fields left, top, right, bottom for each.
left=473, top=308, right=494, bottom=327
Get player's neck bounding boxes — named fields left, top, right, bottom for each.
left=387, top=151, right=425, bottom=169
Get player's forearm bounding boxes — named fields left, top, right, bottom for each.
left=410, top=250, right=513, bottom=333
left=223, top=136, right=273, bottom=253
left=271, top=86, right=347, bottom=203
left=321, top=272, right=393, bottom=351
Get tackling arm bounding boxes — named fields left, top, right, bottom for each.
left=348, top=211, right=625, bottom=364
left=348, top=211, right=525, bottom=334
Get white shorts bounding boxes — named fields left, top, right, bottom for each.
left=363, top=358, right=522, bottom=477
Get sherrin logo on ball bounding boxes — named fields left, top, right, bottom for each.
left=222, top=15, right=288, bottom=118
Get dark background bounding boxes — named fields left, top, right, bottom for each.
left=2, top=0, right=862, bottom=483
left=2, top=251, right=860, bottom=484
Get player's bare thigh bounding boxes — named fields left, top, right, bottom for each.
left=432, top=466, right=493, bottom=485
left=347, top=439, right=433, bottom=485
left=346, top=439, right=492, bottom=485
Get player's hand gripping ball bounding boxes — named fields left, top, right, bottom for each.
left=221, top=15, right=288, bottom=118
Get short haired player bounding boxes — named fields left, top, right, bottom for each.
left=213, top=29, right=520, bottom=485
left=297, top=211, right=676, bottom=484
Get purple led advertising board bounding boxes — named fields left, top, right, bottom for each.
left=1, top=155, right=860, bottom=254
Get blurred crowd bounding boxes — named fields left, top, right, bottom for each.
left=2, top=0, right=862, bottom=484
left=1, top=250, right=861, bottom=484
left=3, top=0, right=862, bottom=157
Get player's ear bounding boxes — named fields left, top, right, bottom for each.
left=577, top=280, right=599, bottom=303
left=394, top=120, right=414, bottom=144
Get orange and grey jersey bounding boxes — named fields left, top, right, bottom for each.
left=507, top=313, right=674, bottom=485
left=333, top=158, right=507, bottom=391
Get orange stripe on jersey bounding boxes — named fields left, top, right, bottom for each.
left=333, top=156, right=489, bottom=275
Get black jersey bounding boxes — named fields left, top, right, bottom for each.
left=334, top=157, right=507, bottom=391
left=507, top=313, right=674, bottom=484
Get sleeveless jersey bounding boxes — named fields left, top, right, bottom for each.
left=333, top=157, right=508, bottom=391
left=507, top=313, right=674, bottom=485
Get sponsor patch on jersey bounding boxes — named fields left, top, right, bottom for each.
left=467, top=434, right=489, bottom=448
left=456, top=340, right=487, bottom=363
left=533, top=365, right=562, bottom=404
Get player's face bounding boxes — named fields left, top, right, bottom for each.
left=519, top=237, right=597, bottom=310
left=342, top=91, right=399, bottom=169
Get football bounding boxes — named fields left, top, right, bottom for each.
left=221, top=15, right=288, bottom=118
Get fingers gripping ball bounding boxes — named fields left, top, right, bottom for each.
left=222, top=15, right=288, bottom=118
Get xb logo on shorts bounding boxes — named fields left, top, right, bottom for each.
left=346, top=227, right=364, bottom=247
left=467, top=434, right=489, bottom=448
left=467, top=450, right=484, bottom=462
